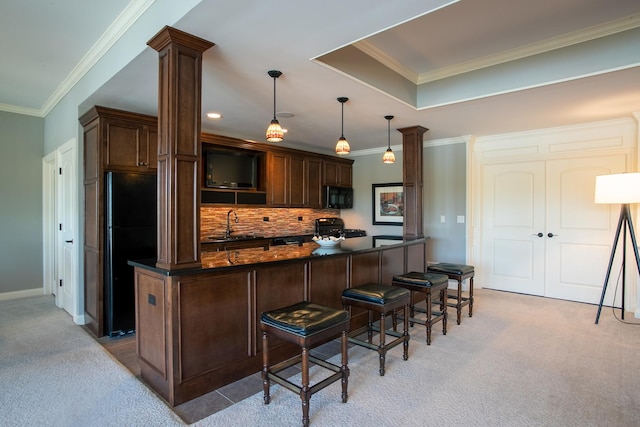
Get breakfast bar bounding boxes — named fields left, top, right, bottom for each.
left=130, top=236, right=427, bottom=406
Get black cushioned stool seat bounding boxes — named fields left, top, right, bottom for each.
left=427, top=263, right=475, bottom=325
left=261, top=301, right=350, bottom=427
left=341, top=283, right=410, bottom=376
left=391, top=271, right=449, bottom=345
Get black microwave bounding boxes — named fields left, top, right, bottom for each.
left=323, top=186, right=353, bottom=209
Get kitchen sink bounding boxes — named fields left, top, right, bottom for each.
left=207, top=235, right=265, bottom=243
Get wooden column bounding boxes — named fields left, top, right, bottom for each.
left=147, top=26, right=214, bottom=270
left=398, top=126, right=428, bottom=239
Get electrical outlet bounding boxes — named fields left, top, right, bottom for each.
left=457, top=215, right=465, bottom=224
left=440, top=215, right=445, bottom=223
left=263, top=217, right=269, bottom=222
left=298, top=216, right=303, bottom=221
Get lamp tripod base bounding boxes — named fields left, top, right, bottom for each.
left=595, top=204, right=640, bottom=324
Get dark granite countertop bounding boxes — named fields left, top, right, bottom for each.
left=129, top=236, right=425, bottom=276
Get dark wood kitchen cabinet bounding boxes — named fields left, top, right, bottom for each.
left=200, top=127, right=350, bottom=208
left=103, top=118, right=158, bottom=170
left=323, top=158, right=352, bottom=187
left=267, top=151, right=289, bottom=206
left=133, top=238, right=427, bottom=405
left=83, top=106, right=158, bottom=172
left=306, top=157, right=323, bottom=208
left=267, top=152, right=324, bottom=208
left=79, top=106, right=158, bottom=337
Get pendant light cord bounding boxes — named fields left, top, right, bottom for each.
left=341, top=101, right=345, bottom=138
left=272, top=76, right=277, bottom=120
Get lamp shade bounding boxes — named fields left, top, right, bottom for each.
left=594, top=172, right=640, bottom=204
left=335, top=97, right=350, bottom=155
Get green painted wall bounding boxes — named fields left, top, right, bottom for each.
left=0, top=111, right=44, bottom=293
left=424, top=142, right=467, bottom=264
left=345, top=139, right=467, bottom=264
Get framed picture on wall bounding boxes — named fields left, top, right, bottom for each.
left=372, top=183, right=404, bottom=225
left=372, top=235, right=403, bottom=247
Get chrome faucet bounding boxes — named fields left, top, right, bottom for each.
left=226, top=209, right=238, bottom=238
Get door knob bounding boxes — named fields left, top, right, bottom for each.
left=532, top=232, right=543, bottom=237
left=547, top=233, right=557, bottom=238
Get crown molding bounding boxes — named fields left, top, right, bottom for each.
left=0, top=103, right=42, bottom=117
left=354, top=13, right=640, bottom=85
left=352, top=41, right=419, bottom=83
left=424, top=135, right=471, bottom=148
left=349, top=134, right=469, bottom=156
left=37, top=0, right=157, bottom=117
left=350, top=144, right=403, bottom=157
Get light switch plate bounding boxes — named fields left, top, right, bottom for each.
left=457, top=215, right=465, bottom=223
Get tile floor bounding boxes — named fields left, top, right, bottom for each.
left=98, top=333, right=344, bottom=424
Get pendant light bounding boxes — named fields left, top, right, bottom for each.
left=382, top=115, right=396, bottom=164
left=335, top=97, right=350, bottom=155
left=266, top=70, right=284, bottom=142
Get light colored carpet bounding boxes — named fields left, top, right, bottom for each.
left=2, top=290, right=640, bottom=426
left=0, top=295, right=183, bottom=427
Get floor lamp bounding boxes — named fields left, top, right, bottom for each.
left=594, top=172, right=640, bottom=324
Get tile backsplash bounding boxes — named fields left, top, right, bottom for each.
left=200, top=207, right=340, bottom=239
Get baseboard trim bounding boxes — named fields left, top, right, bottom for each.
left=0, top=288, right=46, bottom=301
left=74, top=313, right=86, bottom=325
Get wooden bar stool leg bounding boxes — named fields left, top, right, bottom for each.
left=261, top=331, right=271, bottom=404
left=441, top=289, right=448, bottom=336
left=378, top=311, right=386, bottom=376
left=367, top=311, right=374, bottom=344
left=402, top=303, right=409, bottom=360
left=469, top=277, right=474, bottom=317
left=409, top=293, right=416, bottom=327
left=340, top=330, right=349, bottom=403
left=426, top=291, right=433, bottom=345
left=301, top=346, right=310, bottom=427
left=456, top=278, right=463, bottom=325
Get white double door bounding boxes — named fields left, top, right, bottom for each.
left=481, top=154, right=627, bottom=305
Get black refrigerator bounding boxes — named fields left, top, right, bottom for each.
left=105, top=171, right=157, bottom=337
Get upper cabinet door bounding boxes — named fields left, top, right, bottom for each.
left=143, top=126, right=158, bottom=169
left=306, top=157, right=322, bottom=208
left=323, top=160, right=339, bottom=186
left=104, top=119, right=142, bottom=169
left=289, top=155, right=306, bottom=207
left=103, top=117, right=157, bottom=171
left=267, top=152, right=289, bottom=206
left=323, top=159, right=352, bottom=187
left=338, top=163, right=352, bottom=187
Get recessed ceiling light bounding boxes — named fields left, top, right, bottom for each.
left=207, top=112, right=222, bottom=119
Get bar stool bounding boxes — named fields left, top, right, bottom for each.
left=391, top=271, right=449, bottom=345
left=427, top=263, right=475, bottom=325
left=261, top=301, right=350, bottom=427
left=341, top=283, right=410, bottom=376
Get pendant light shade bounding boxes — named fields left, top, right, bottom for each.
left=382, top=115, right=395, bottom=164
left=266, top=70, right=284, bottom=142
left=335, top=97, right=350, bottom=155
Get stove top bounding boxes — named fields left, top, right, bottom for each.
left=315, top=218, right=366, bottom=238
left=343, top=229, right=367, bottom=238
